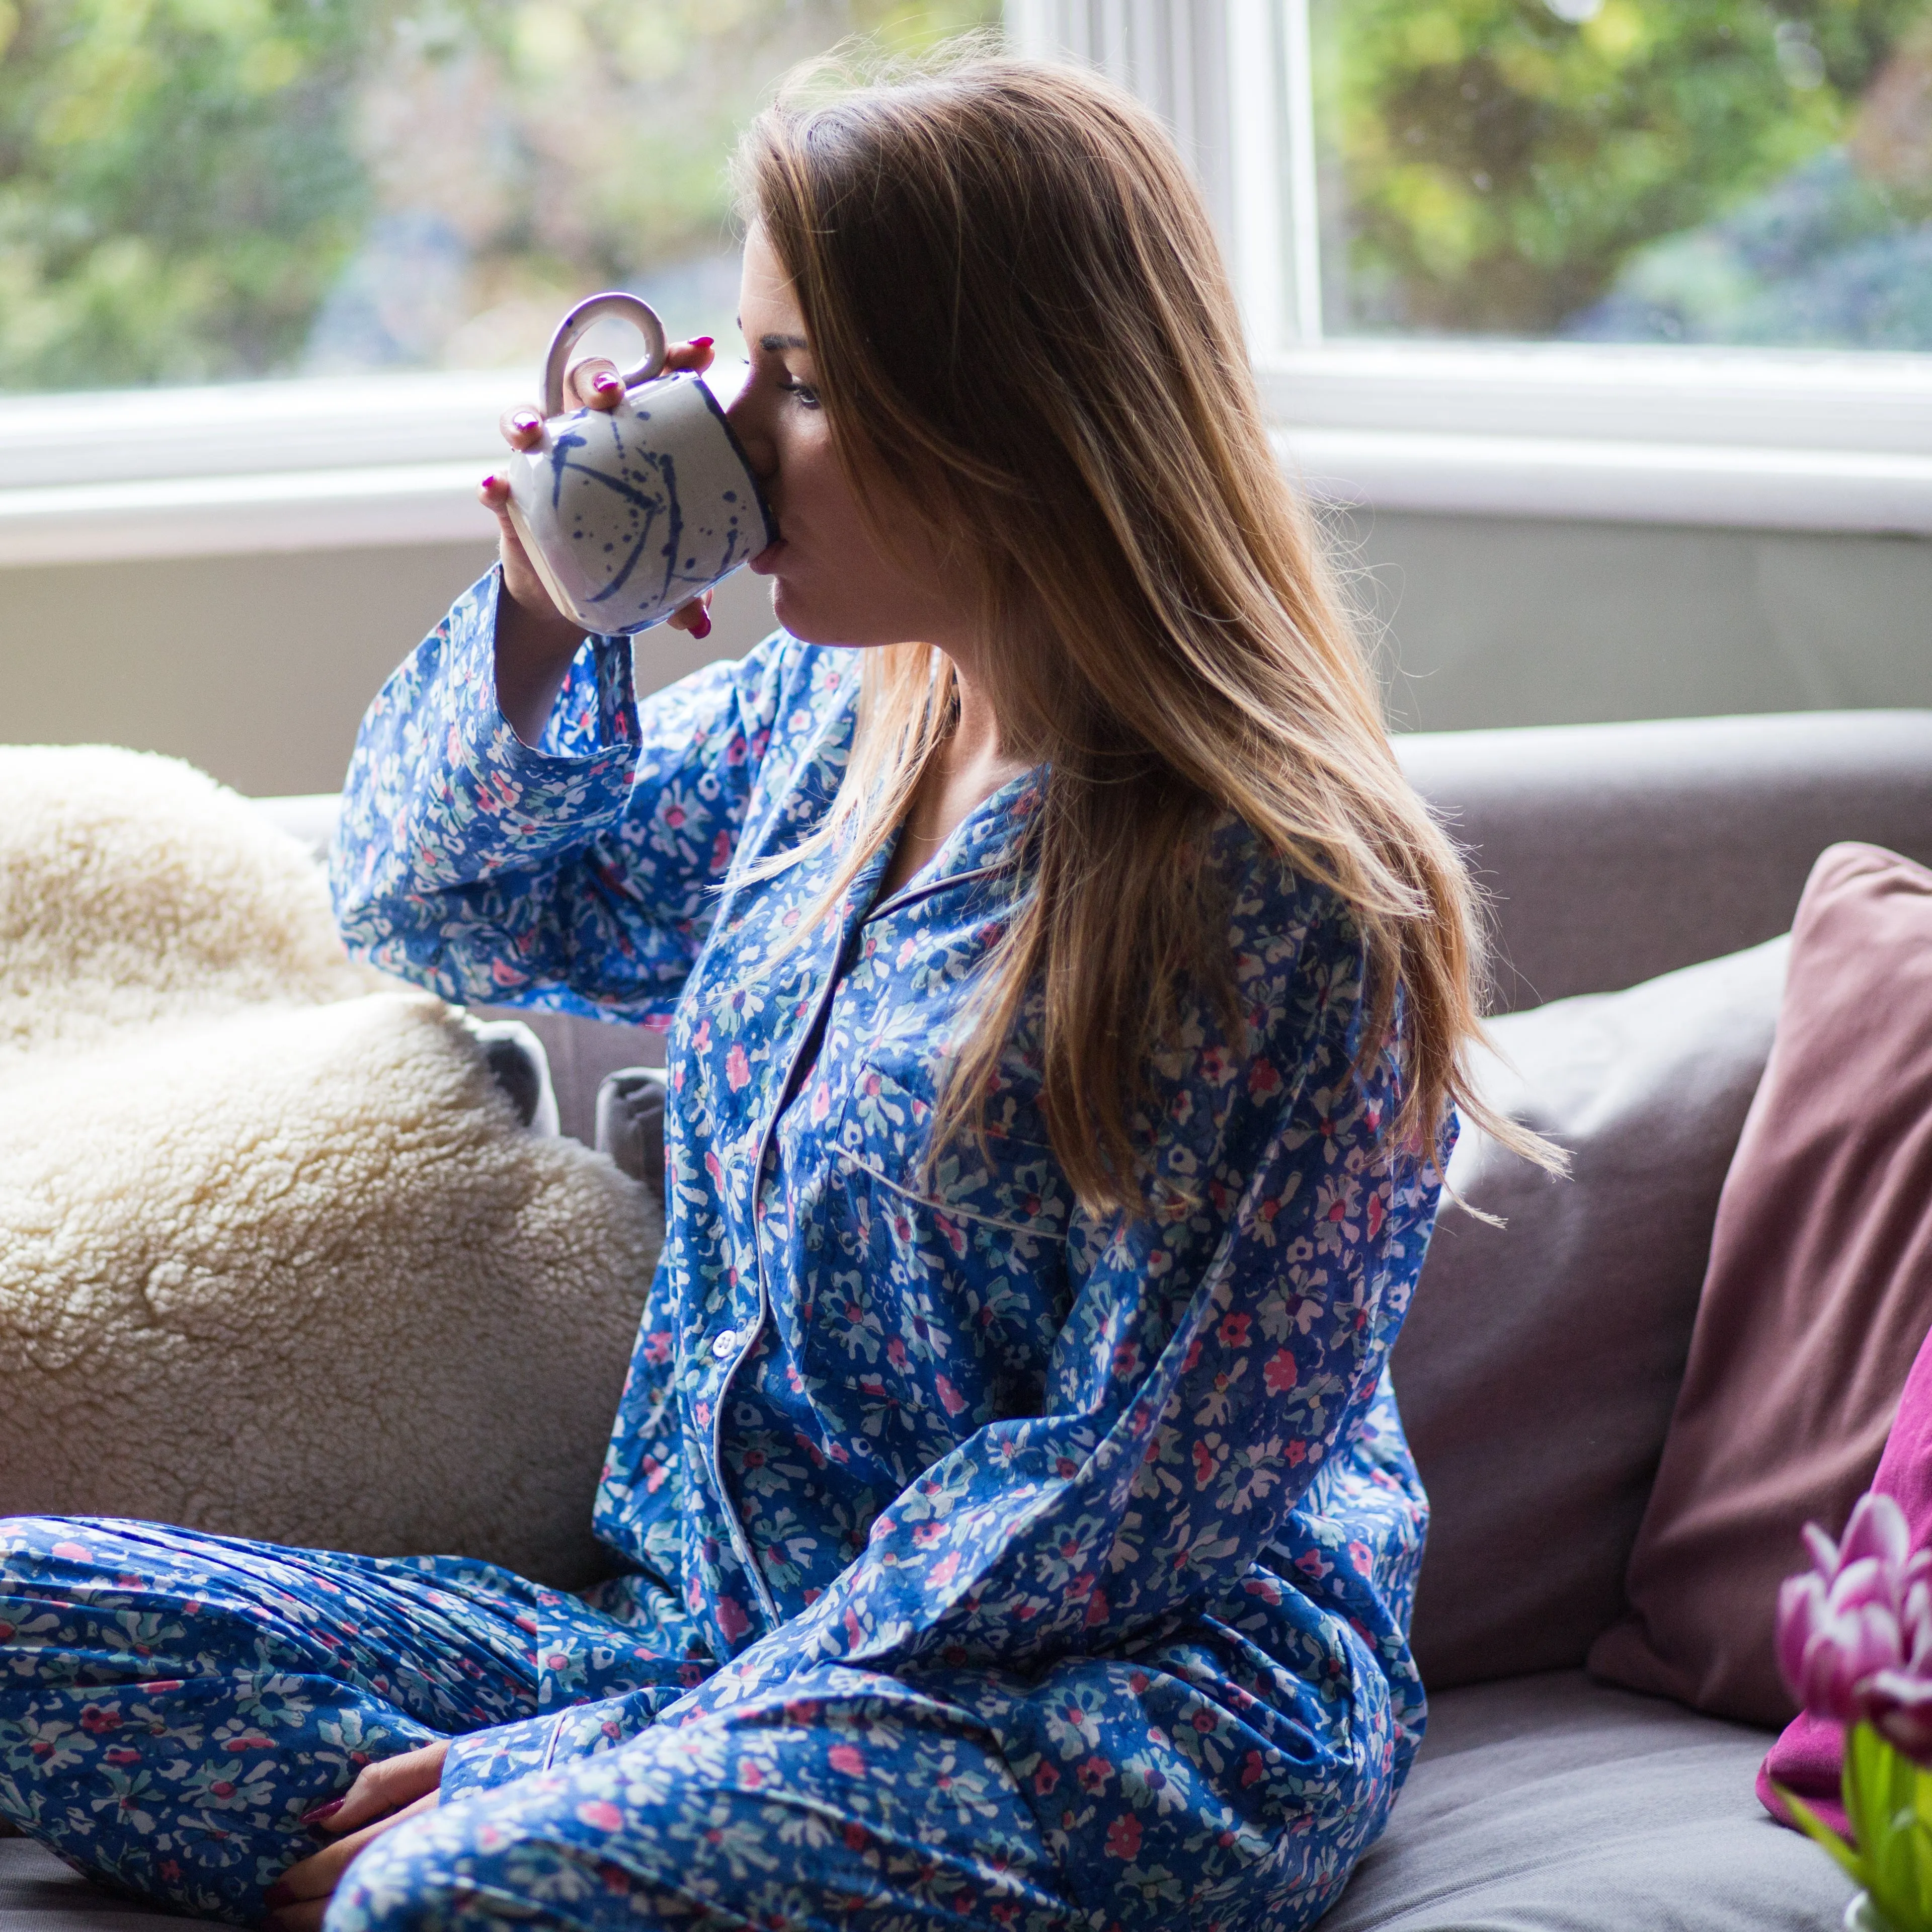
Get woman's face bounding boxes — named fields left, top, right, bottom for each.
left=728, top=224, right=967, bottom=651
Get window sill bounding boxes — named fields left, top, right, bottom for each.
left=0, top=461, right=494, bottom=566
left=1278, top=427, right=1932, bottom=534
left=1264, top=341, right=1932, bottom=535
left=0, top=369, right=505, bottom=566
left=3, top=343, right=1930, bottom=569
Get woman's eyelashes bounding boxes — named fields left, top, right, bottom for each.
left=779, top=375, right=821, bottom=410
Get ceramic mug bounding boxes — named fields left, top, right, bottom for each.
left=503, top=292, right=776, bottom=635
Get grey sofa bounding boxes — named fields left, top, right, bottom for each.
left=8, top=706, right=1932, bottom=1931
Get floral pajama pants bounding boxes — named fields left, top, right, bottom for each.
left=0, top=1519, right=1080, bottom=1932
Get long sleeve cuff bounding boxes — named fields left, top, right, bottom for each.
left=395, top=569, right=645, bottom=886
left=334, top=569, right=644, bottom=903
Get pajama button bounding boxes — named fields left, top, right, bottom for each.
left=711, top=1329, right=741, bottom=1358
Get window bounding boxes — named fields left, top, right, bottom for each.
left=1310, top=0, right=1932, bottom=353
left=7, top=0, right=1932, bottom=562
left=0, top=0, right=990, bottom=562
left=1010, top=0, right=1932, bottom=530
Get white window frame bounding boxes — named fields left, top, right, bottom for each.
left=0, top=371, right=510, bottom=567
left=4, top=0, right=1932, bottom=570
left=1012, top=0, right=1932, bottom=533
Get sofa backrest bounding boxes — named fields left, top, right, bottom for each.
left=1396, top=709, right=1932, bottom=1010
left=1391, top=711, right=1932, bottom=1683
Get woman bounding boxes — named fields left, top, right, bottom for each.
left=0, top=51, right=1524, bottom=1932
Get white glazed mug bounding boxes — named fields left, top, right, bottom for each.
left=503, top=292, right=776, bottom=635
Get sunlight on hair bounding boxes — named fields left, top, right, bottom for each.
left=729, top=48, right=1564, bottom=1220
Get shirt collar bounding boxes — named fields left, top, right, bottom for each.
left=868, top=765, right=1045, bottom=918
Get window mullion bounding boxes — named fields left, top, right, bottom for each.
left=1224, top=0, right=1287, bottom=354
left=1006, top=0, right=1308, bottom=357
left=1279, top=0, right=1324, bottom=345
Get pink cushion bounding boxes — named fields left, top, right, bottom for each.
left=1757, top=1306, right=1932, bottom=1832
left=1588, top=842, right=1932, bottom=1727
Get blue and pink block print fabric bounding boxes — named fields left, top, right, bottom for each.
left=2, top=571, right=1447, bottom=1932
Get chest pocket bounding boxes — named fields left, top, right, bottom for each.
left=830, top=1066, right=1071, bottom=1242
left=807, top=1065, right=1074, bottom=1472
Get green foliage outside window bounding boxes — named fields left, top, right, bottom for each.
left=0, top=0, right=993, bottom=392
left=9, top=0, right=1932, bottom=389
left=1314, top=0, right=1932, bottom=344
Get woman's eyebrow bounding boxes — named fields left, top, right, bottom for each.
left=759, top=333, right=810, bottom=352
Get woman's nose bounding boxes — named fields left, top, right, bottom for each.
left=724, top=393, right=778, bottom=487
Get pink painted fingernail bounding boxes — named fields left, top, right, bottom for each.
left=692, top=612, right=711, bottom=639
left=299, top=1798, right=344, bottom=1827
left=481, top=474, right=500, bottom=491
left=690, top=337, right=714, bottom=350
left=591, top=372, right=621, bottom=393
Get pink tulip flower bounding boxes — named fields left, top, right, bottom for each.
left=1864, top=1668, right=1932, bottom=1760
left=1777, top=1493, right=1932, bottom=1762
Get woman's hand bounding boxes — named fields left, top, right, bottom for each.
left=263, top=1740, right=450, bottom=1932
left=480, top=337, right=721, bottom=644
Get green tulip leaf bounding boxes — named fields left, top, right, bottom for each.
left=1780, top=1781, right=1872, bottom=1889
left=1823, top=1728, right=1932, bottom=1931
left=1913, top=1821, right=1932, bottom=1915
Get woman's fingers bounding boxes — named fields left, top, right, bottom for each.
left=479, top=468, right=520, bottom=542
left=311, top=1742, right=448, bottom=1837
left=664, top=336, right=716, bottom=376
left=572, top=338, right=714, bottom=400
left=477, top=471, right=554, bottom=616
left=506, top=339, right=716, bottom=443
left=667, top=589, right=714, bottom=640
left=268, top=1791, right=439, bottom=1911
left=566, top=356, right=624, bottom=411
left=264, top=1790, right=441, bottom=1929
left=497, top=404, right=543, bottom=451
left=479, top=472, right=585, bottom=640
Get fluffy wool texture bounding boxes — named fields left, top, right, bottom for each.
left=0, top=746, right=660, bottom=1587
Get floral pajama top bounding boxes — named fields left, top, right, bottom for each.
left=326, top=569, right=1447, bottom=1929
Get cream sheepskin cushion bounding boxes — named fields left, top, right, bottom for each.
left=0, top=745, right=660, bottom=1587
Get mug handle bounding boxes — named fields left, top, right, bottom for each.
left=541, top=292, right=669, bottom=418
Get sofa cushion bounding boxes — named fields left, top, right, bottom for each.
left=1395, top=933, right=1789, bottom=1689
left=0, top=1678, right=1847, bottom=1932
left=1323, top=1672, right=1852, bottom=1931
left=1591, top=843, right=1932, bottom=1728
left=1, top=1837, right=200, bottom=1932
left=268, top=706, right=1932, bottom=1021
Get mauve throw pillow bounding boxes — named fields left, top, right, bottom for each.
left=1589, top=842, right=1932, bottom=1728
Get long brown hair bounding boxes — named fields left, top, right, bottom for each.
left=738, top=46, right=1550, bottom=1217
